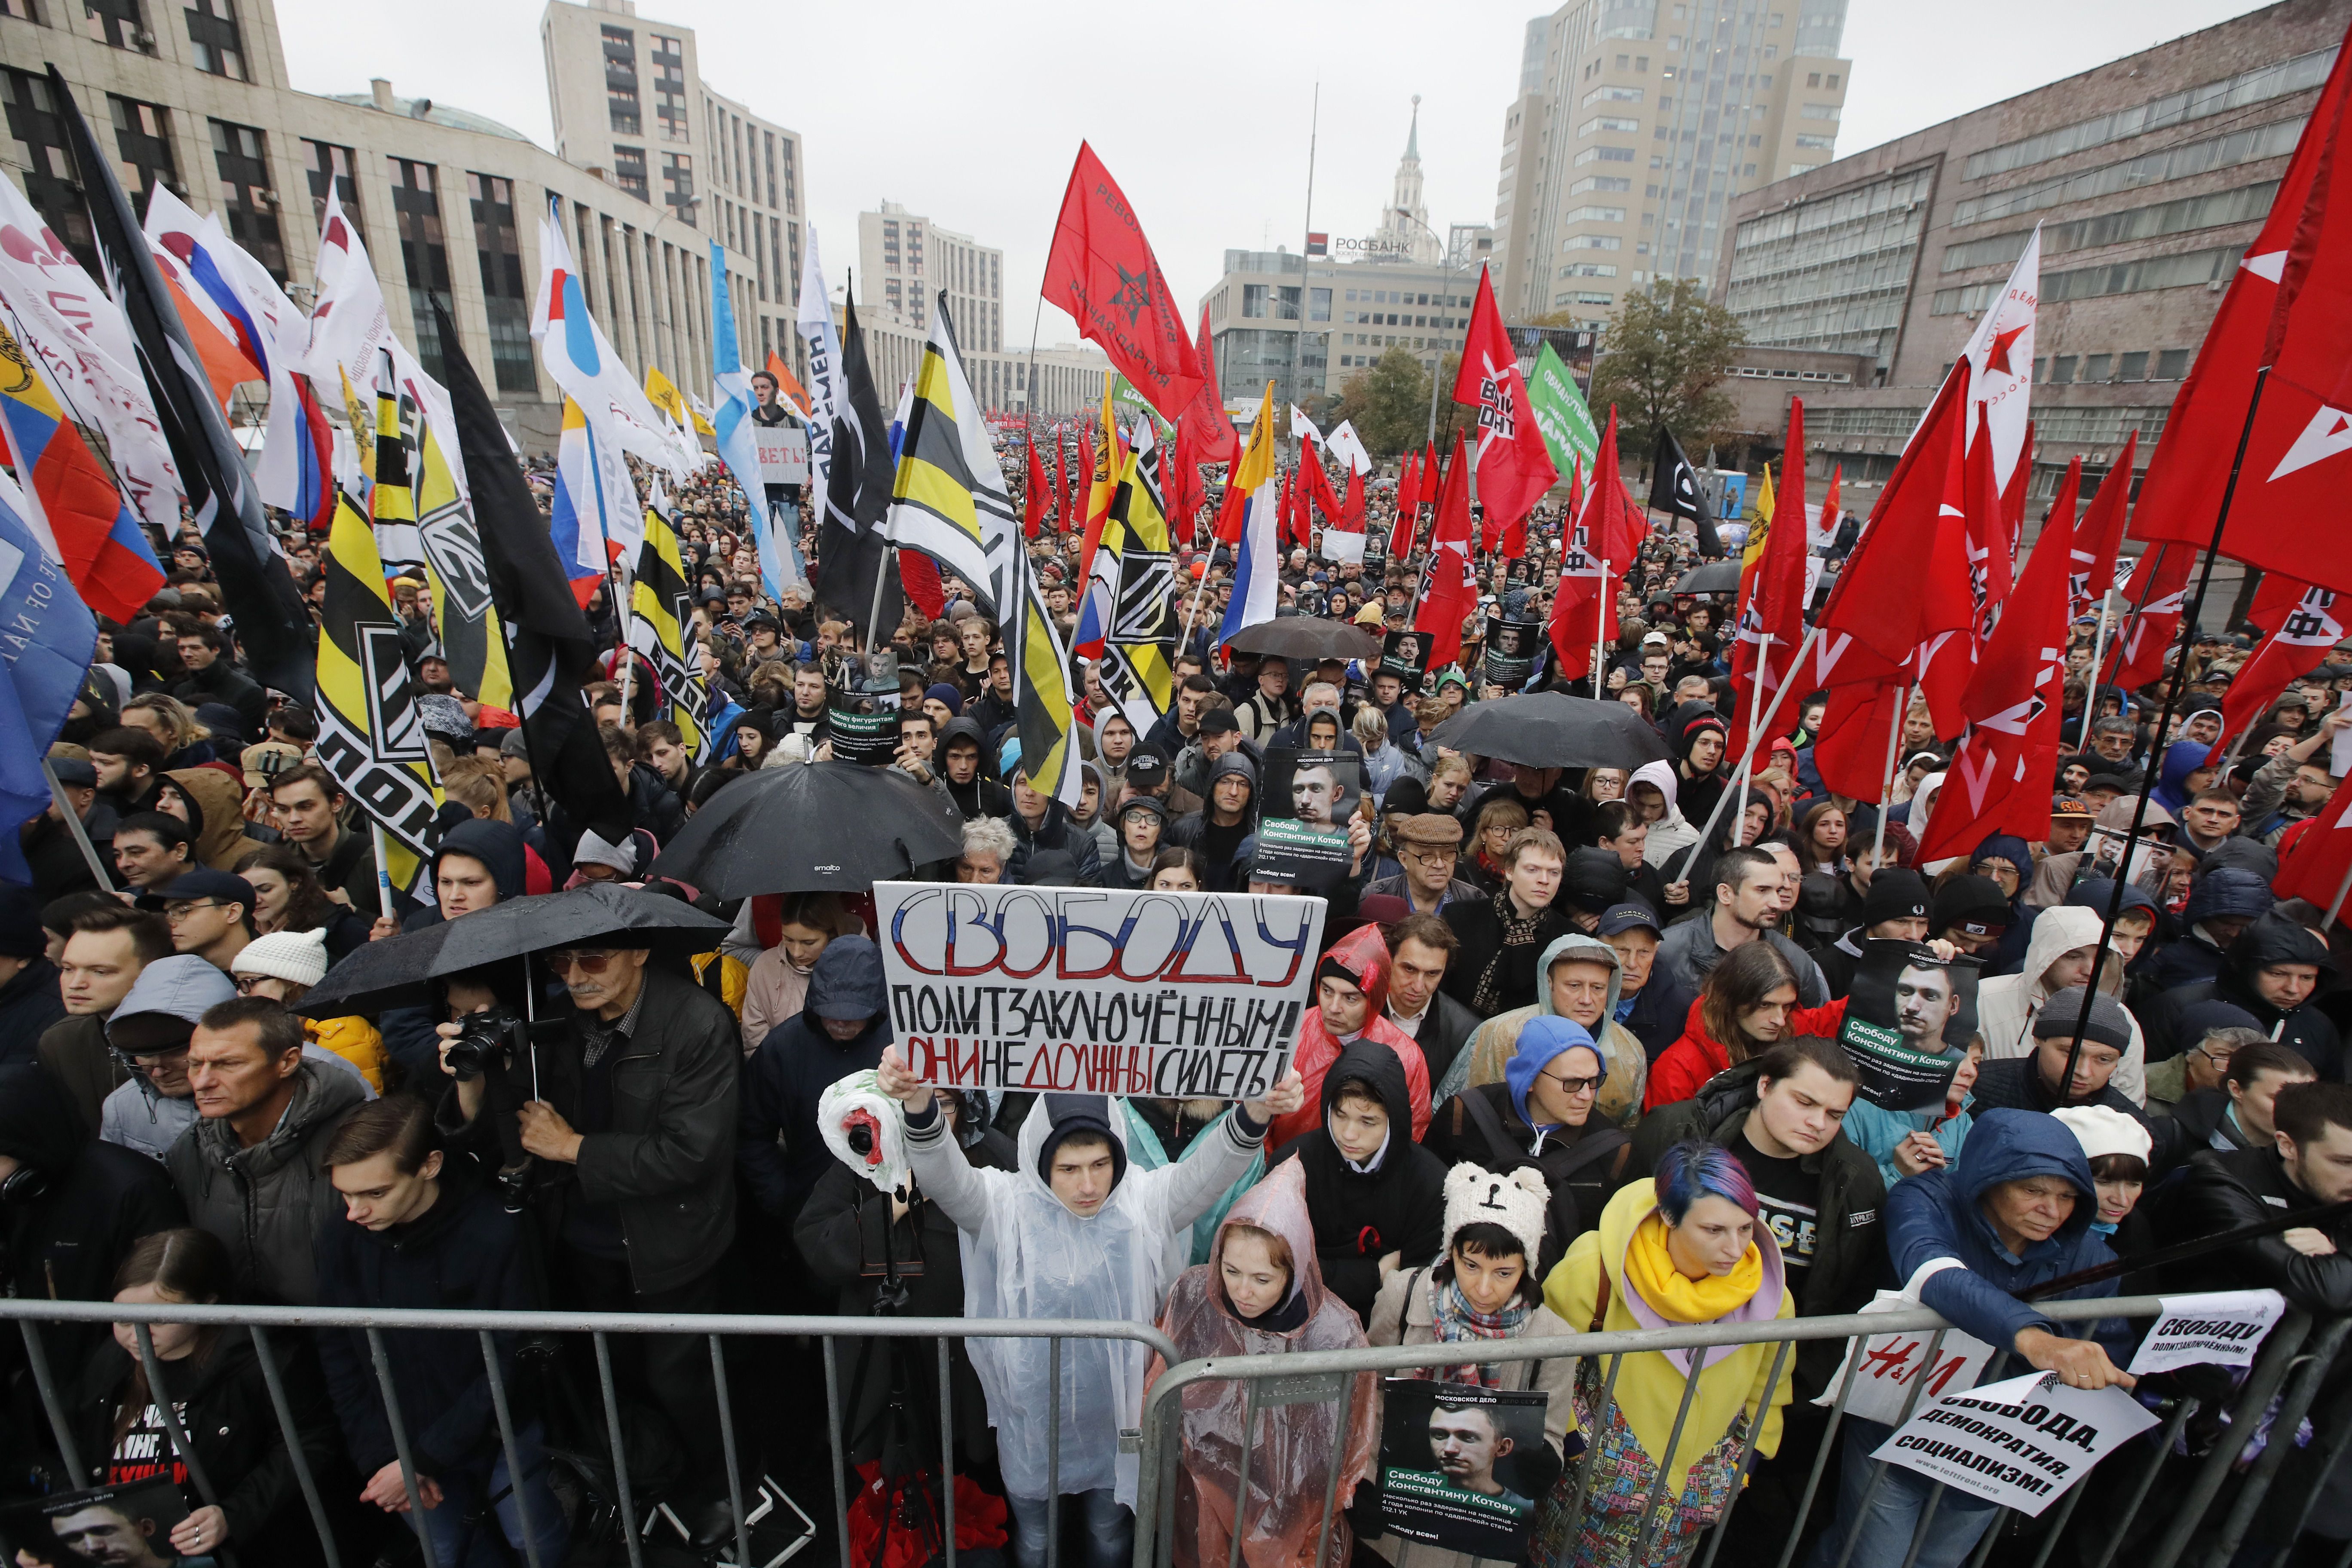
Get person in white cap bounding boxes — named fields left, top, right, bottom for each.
left=2052, top=1104, right=2153, bottom=1248
left=566, top=828, right=640, bottom=887
left=232, top=928, right=386, bottom=1092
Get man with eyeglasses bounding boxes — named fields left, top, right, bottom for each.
left=1366, top=814, right=1481, bottom=914
left=137, top=870, right=256, bottom=975
left=435, top=922, right=744, bottom=1549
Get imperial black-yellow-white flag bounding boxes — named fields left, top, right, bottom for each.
left=1072, top=423, right=1175, bottom=734
left=628, top=499, right=708, bottom=762
left=884, top=294, right=1015, bottom=616
left=1008, top=540, right=1081, bottom=808
left=315, top=496, right=442, bottom=900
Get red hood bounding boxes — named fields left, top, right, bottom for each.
left=1323, top=922, right=1391, bottom=1018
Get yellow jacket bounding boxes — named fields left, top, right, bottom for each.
left=1541, top=1180, right=1794, bottom=1495
left=306, top=1014, right=387, bottom=1092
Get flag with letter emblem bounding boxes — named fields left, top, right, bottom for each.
left=1648, top=429, right=1724, bottom=557
left=2207, top=576, right=2347, bottom=764
left=1547, top=409, right=1634, bottom=680
left=1453, top=267, right=1557, bottom=536
left=886, top=295, right=1017, bottom=615
left=1041, top=143, right=1205, bottom=422
left=314, top=496, right=442, bottom=900
left=1074, top=425, right=1176, bottom=732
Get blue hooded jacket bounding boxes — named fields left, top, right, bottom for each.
left=739, top=936, right=894, bottom=1220
left=1884, top=1107, right=2122, bottom=1354
left=1502, top=1015, right=1606, bottom=1132
left=2149, top=739, right=2212, bottom=815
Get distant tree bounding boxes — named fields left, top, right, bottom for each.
left=1587, top=278, right=1745, bottom=459
left=1330, top=348, right=1433, bottom=457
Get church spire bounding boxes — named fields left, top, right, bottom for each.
left=1405, top=94, right=1421, bottom=161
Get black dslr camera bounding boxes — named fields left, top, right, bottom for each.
left=444, top=1008, right=529, bottom=1082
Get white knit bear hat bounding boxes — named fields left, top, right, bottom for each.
left=1442, top=1162, right=1552, bottom=1264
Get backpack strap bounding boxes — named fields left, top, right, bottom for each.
left=1588, top=1267, right=1611, bottom=1335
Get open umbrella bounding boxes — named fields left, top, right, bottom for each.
left=1674, top=560, right=1743, bottom=595
left=647, top=758, right=966, bottom=898
left=292, top=921, right=450, bottom=1019
left=430, top=882, right=732, bottom=976
left=1223, top=617, right=1382, bottom=663
left=1427, top=690, right=1670, bottom=770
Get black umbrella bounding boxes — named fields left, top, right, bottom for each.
left=1427, top=690, right=1670, bottom=769
left=429, top=882, right=732, bottom=976
left=647, top=757, right=966, bottom=898
left=1674, top=560, right=1743, bottom=595
left=293, top=920, right=451, bottom=1019
left=1223, top=617, right=1382, bottom=663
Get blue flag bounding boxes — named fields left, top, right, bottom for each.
left=709, top=242, right=808, bottom=600
left=0, top=473, right=97, bottom=885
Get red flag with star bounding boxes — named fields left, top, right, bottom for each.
left=1414, top=432, right=1477, bottom=654
left=1041, top=143, right=1205, bottom=421
left=1914, top=458, right=2080, bottom=864
left=2132, top=27, right=2352, bottom=589
left=1452, top=267, right=1558, bottom=535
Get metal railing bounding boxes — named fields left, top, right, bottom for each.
left=0, top=1299, right=1173, bottom=1568
left=1131, top=1294, right=2351, bottom=1568
left=3, top=1295, right=2340, bottom=1568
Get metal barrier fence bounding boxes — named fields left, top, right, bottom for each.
left=1, top=1296, right=2342, bottom=1568
left=1131, top=1294, right=2352, bottom=1568
left=0, top=1298, right=1172, bottom=1568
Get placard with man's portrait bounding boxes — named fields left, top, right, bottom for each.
left=1838, top=939, right=1981, bottom=1110
left=1376, top=1377, right=1550, bottom=1560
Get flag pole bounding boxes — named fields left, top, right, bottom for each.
left=41, top=760, right=113, bottom=892
left=1592, top=559, right=1610, bottom=699
left=2092, top=542, right=2170, bottom=698
left=1872, top=681, right=1910, bottom=865
left=1733, top=631, right=1773, bottom=839
left=2330, top=844, right=2352, bottom=929
left=370, top=824, right=396, bottom=921
left=1678, top=622, right=1822, bottom=875
left=2058, top=366, right=2271, bottom=1098
left=2082, top=582, right=2115, bottom=726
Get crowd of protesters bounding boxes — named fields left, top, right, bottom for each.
left=1, top=435, right=2349, bottom=1568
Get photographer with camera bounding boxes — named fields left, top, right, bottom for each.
left=433, top=932, right=744, bottom=1547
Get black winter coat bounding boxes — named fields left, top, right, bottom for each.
left=313, top=1182, right=543, bottom=1476
left=0, top=957, right=66, bottom=1069
left=1441, top=894, right=1577, bottom=1019
left=2158, top=1145, right=2352, bottom=1315
left=1629, top=1059, right=1887, bottom=1398
left=739, top=937, right=891, bottom=1225
left=2147, top=910, right=2343, bottom=1077
left=64, top=1328, right=345, bottom=1565
left=1268, top=1041, right=1447, bottom=1324
left=792, top=1123, right=1015, bottom=1464
left=1424, top=1082, right=1631, bottom=1277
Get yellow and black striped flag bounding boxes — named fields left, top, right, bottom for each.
left=884, top=295, right=1016, bottom=616
left=1080, top=423, right=1176, bottom=734
left=314, top=496, right=443, bottom=903
left=628, top=500, right=708, bottom=762
left=1008, top=540, right=1081, bottom=808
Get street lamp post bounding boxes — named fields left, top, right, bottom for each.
left=1392, top=209, right=1468, bottom=446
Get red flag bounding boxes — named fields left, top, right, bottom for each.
left=1164, top=418, right=1200, bottom=543
left=2132, top=30, right=2352, bottom=587
left=1821, top=463, right=1842, bottom=546
left=2207, top=576, right=2346, bottom=763
left=1568, top=458, right=1585, bottom=519
left=1914, top=460, right=2080, bottom=864
left=1816, top=363, right=1976, bottom=675
left=900, top=548, right=946, bottom=620
left=2109, top=545, right=2193, bottom=690
left=1812, top=677, right=1914, bottom=803
left=2273, top=769, right=2352, bottom=912
left=1547, top=409, right=1634, bottom=678
left=1415, top=432, right=1477, bottom=652
left=1728, top=401, right=1813, bottom=759
left=1341, top=463, right=1366, bottom=531
left=1962, top=406, right=2015, bottom=641
left=764, top=350, right=812, bottom=415
left=2068, top=430, right=2138, bottom=622
left=1041, top=143, right=1204, bottom=421
left=1179, top=305, right=1237, bottom=464
left=1453, top=267, right=1558, bottom=533
left=1501, top=513, right=1528, bottom=560
left=1302, top=441, right=1345, bottom=528
left=1023, top=431, right=1049, bottom=539
left=1055, top=427, right=1074, bottom=530
left=1389, top=453, right=1420, bottom=560
left=1213, top=456, right=1250, bottom=545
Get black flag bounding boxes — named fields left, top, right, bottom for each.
left=814, top=294, right=901, bottom=643
left=433, top=301, right=632, bottom=848
left=1648, top=428, right=1724, bottom=559
left=46, top=66, right=314, bottom=700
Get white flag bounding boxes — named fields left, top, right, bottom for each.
left=795, top=223, right=845, bottom=507
left=1326, top=420, right=1373, bottom=476
left=531, top=205, right=684, bottom=476
left=1289, top=405, right=1323, bottom=445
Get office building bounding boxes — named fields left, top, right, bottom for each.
left=1491, top=0, right=1852, bottom=327
left=1, top=0, right=792, bottom=447
left=856, top=201, right=1002, bottom=351
left=1716, top=0, right=2348, bottom=497
left=1200, top=249, right=1482, bottom=412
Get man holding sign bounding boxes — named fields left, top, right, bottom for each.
left=875, top=1044, right=1303, bottom=1568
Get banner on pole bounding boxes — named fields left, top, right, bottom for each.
left=875, top=881, right=1326, bottom=1098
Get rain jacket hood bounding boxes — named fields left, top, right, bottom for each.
left=1953, top=1106, right=2097, bottom=1254
left=1536, top=932, right=1623, bottom=1022
left=166, top=767, right=251, bottom=870
left=432, top=818, right=526, bottom=903
left=1320, top=922, right=1392, bottom=1017
left=107, top=954, right=235, bottom=1043
left=2183, top=866, right=2274, bottom=924
left=2150, top=739, right=2213, bottom=815
left=805, top=934, right=888, bottom=1023
left=1503, top=1017, right=1605, bottom=1132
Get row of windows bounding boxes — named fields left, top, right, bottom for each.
left=2034, top=348, right=2191, bottom=385
left=1939, top=180, right=2278, bottom=273
left=1949, top=117, right=2302, bottom=230
left=1343, top=287, right=1464, bottom=306
left=1961, top=44, right=2336, bottom=181
left=18, top=0, right=250, bottom=81
left=1929, top=243, right=2244, bottom=314
left=1345, top=310, right=1461, bottom=329
left=1734, top=365, right=1853, bottom=382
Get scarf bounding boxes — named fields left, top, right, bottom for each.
left=1425, top=1273, right=1530, bottom=1386
left=1622, top=1212, right=1763, bottom=1324
left=1471, top=897, right=1548, bottom=1016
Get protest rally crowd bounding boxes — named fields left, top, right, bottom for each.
left=2, top=87, right=2351, bottom=1568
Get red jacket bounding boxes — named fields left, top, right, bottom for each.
left=1268, top=923, right=1432, bottom=1148
left=1644, top=995, right=1849, bottom=1112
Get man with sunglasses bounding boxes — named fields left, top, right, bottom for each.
left=137, top=870, right=256, bottom=975
left=434, top=925, right=744, bottom=1549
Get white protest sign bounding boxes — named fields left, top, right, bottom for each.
left=873, top=882, right=1326, bottom=1099
left=2127, top=1289, right=2287, bottom=1376
left=755, top=423, right=809, bottom=486
left=1815, top=1292, right=1997, bottom=1427
left=1873, top=1371, right=2159, bottom=1516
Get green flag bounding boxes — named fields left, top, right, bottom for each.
left=1527, top=343, right=1601, bottom=478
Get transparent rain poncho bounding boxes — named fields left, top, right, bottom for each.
left=907, top=1093, right=1264, bottom=1506
left=1148, top=1159, right=1379, bottom=1568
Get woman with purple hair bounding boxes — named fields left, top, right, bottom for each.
left=1528, top=1141, right=1794, bottom=1568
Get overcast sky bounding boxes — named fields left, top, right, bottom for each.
left=276, top=0, right=2281, bottom=343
